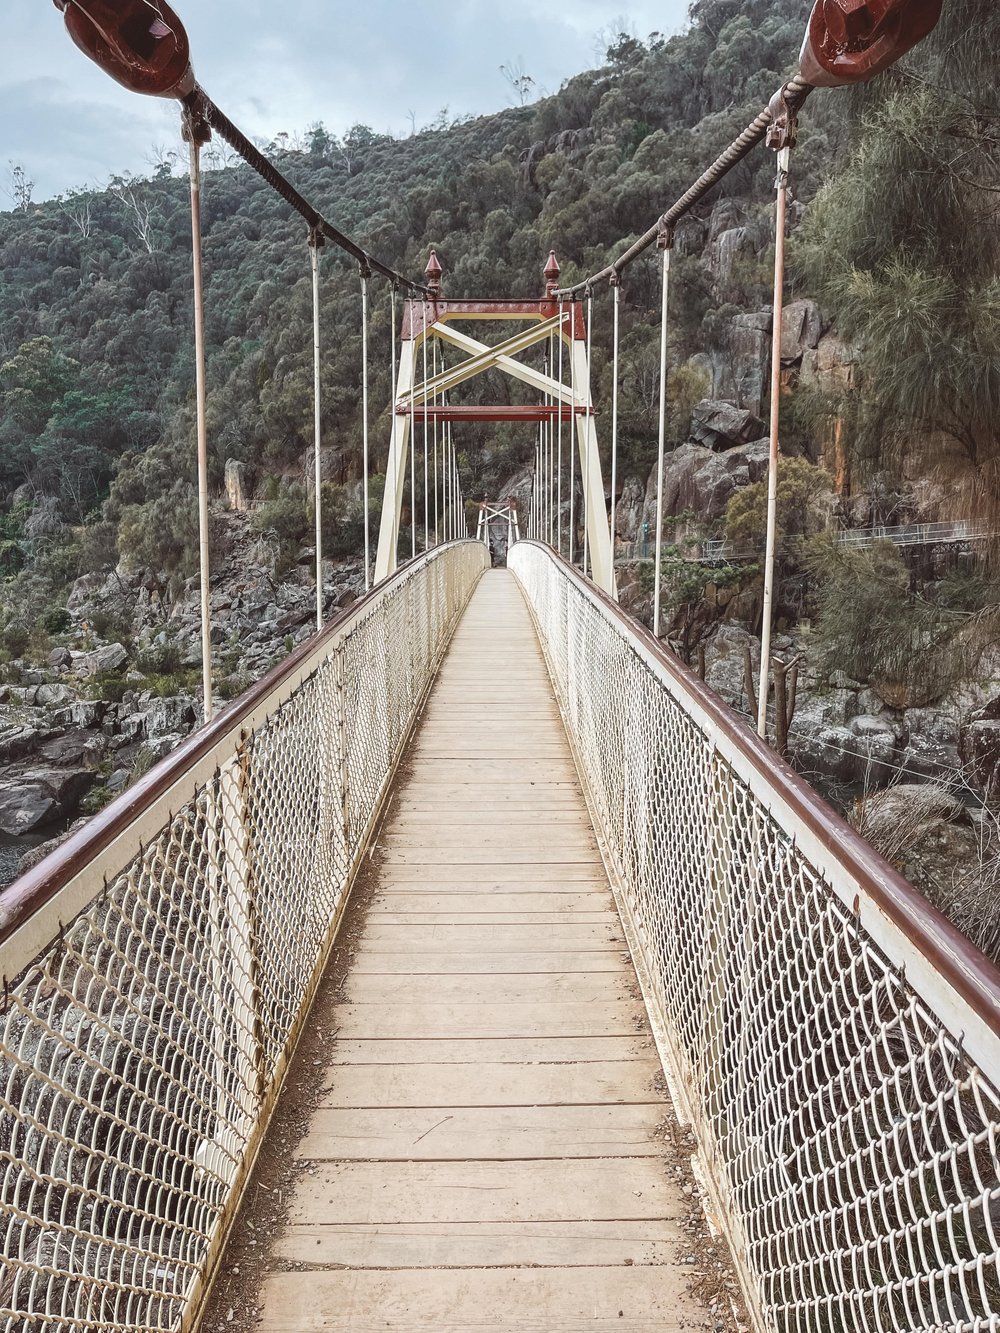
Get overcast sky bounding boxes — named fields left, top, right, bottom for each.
left=3, top=1, right=691, bottom=204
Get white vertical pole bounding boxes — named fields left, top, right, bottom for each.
left=611, top=279, right=620, bottom=561
left=361, top=269, right=371, bottom=592
left=557, top=304, right=564, bottom=556
left=584, top=292, right=593, bottom=577
left=433, top=341, right=440, bottom=543
left=187, top=132, right=213, bottom=723
left=759, top=145, right=791, bottom=740
left=312, top=233, right=326, bottom=629
left=410, top=302, right=417, bottom=561
left=653, top=238, right=672, bottom=641
left=422, top=301, right=429, bottom=552
left=569, top=301, right=576, bottom=566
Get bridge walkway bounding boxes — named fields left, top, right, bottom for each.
left=249, top=569, right=715, bottom=1331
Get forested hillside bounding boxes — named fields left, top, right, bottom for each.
left=0, top=0, right=827, bottom=613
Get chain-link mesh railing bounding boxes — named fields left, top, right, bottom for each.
left=0, top=541, right=488, bottom=1333
left=509, top=540, right=1000, bottom=1333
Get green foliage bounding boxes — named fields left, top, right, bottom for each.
left=724, top=456, right=830, bottom=548
left=808, top=539, right=1000, bottom=703
left=796, top=2, right=1000, bottom=494
left=90, top=670, right=129, bottom=703
left=39, top=607, right=72, bottom=635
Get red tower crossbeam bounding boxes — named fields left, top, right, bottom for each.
left=396, top=404, right=590, bottom=422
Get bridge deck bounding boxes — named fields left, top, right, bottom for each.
left=247, top=570, right=715, bottom=1332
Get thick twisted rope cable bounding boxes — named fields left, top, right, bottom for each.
left=555, top=75, right=811, bottom=297
left=186, top=89, right=429, bottom=295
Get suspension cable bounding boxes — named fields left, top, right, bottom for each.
left=183, top=117, right=213, bottom=723
left=555, top=75, right=811, bottom=297
left=185, top=89, right=429, bottom=296
left=610, top=277, right=621, bottom=560
left=361, top=268, right=371, bottom=592
left=310, top=230, right=325, bottom=632
left=653, top=232, right=673, bottom=641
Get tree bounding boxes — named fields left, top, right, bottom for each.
left=6, top=162, right=33, bottom=212
left=797, top=0, right=1000, bottom=518
left=500, top=59, right=535, bottom=107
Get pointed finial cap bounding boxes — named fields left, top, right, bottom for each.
left=544, top=250, right=561, bottom=297
left=425, top=249, right=443, bottom=294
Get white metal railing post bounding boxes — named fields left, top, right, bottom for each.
left=758, top=104, right=796, bottom=740
left=653, top=229, right=673, bottom=640
left=310, top=233, right=325, bottom=632
left=184, top=112, right=214, bottom=723
left=361, top=268, right=371, bottom=591
left=610, top=276, right=620, bottom=558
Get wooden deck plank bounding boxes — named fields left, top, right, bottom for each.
left=328, top=1000, right=647, bottom=1039
left=244, top=571, right=717, bottom=1333
left=327, top=1037, right=656, bottom=1065
left=286, top=1159, right=683, bottom=1225
left=342, top=973, right=637, bottom=1004
left=299, top=1103, right=666, bottom=1161
left=316, top=1060, right=663, bottom=1109
left=256, top=1268, right=710, bottom=1332
left=350, top=948, right=626, bottom=972
left=271, top=1219, right=685, bottom=1269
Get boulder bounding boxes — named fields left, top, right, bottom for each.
left=77, top=643, right=128, bottom=677
left=0, top=725, right=51, bottom=765
left=24, top=496, right=64, bottom=541
left=712, top=313, right=771, bottom=416
left=614, top=477, right=646, bottom=543
left=47, top=647, right=73, bottom=671
left=51, top=701, right=107, bottom=730
left=141, top=696, right=196, bottom=740
left=33, top=683, right=75, bottom=708
left=707, top=227, right=753, bottom=284
left=38, top=731, right=106, bottom=766
left=690, top=401, right=765, bottom=452
left=801, top=333, right=856, bottom=394
left=651, top=439, right=770, bottom=526
left=224, top=458, right=250, bottom=513
left=780, top=300, right=824, bottom=363
left=0, top=785, right=60, bottom=837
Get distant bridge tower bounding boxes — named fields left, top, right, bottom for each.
left=374, top=253, right=615, bottom=597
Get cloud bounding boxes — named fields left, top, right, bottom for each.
left=5, top=0, right=690, bottom=202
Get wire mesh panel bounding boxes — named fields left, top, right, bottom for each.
left=509, top=541, right=1000, bottom=1333
left=0, top=542, right=488, bottom=1333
